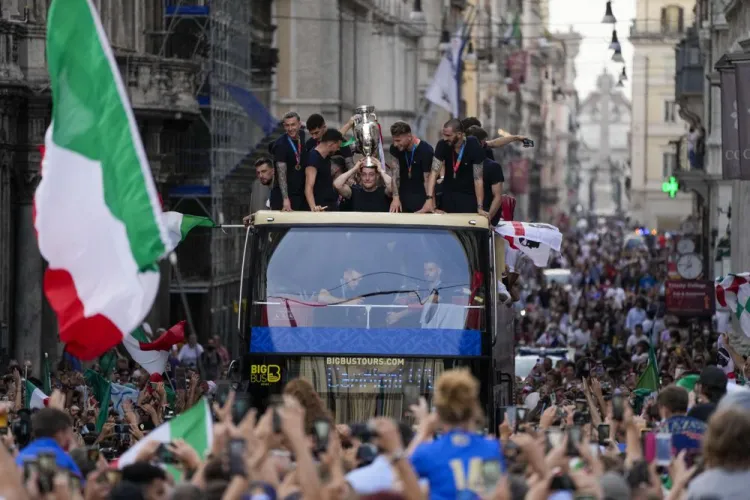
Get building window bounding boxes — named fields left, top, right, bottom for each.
left=664, top=101, right=677, bottom=122
left=662, top=152, right=677, bottom=177
left=661, top=5, right=685, bottom=34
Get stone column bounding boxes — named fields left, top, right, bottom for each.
left=0, top=150, right=13, bottom=358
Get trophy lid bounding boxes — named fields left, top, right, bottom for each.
left=354, top=105, right=375, bottom=114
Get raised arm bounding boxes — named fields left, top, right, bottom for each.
left=333, top=160, right=360, bottom=198
left=374, top=157, right=393, bottom=196
left=486, top=135, right=526, bottom=148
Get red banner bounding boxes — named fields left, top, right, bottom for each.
left=509, top=158, right=529, bottom=194
left=506, top=51, right=528, bottom=92
left=665, top=280, right=715, bottom=316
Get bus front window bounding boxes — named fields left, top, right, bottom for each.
left=251, top=227, right=486, bottom=332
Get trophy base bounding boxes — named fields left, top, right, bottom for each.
left=363, top=157, right=378, bottom=168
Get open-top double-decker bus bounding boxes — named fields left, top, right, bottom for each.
left=239, top=211, right=507, bottom=426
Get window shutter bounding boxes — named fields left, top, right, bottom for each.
left=660, top=7, right=666, bottom=33
left=678, top=8, right=685, bottom=33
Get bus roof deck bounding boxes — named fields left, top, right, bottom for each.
left=252, top=210, right=491, bottom=230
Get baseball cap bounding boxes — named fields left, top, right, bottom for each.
left=698, top=366, right=727, bottom=390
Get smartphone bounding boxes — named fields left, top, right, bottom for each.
left=566, top=426, right=582, bottom=457
left=22, top=458, right=39, bottom=482
left=575, top=399, right=588, bottom=413
left=403, top=383, right=420, bottom=410
left=522, top=138, right=535, bottom=148
left=0, top=411, right=7, bottom=428
left=228, top=438, right=246, bottom=476
left=215, top=381, right=233, bottom=407
left=481, top=459, right=502, bottom=492
left=642, top=431, right=655, bottom=463
left=546, top=428, right=564, bottom=449
left=312, top=419, right=331, bottom=453
left=87, top=446, right=100, bottom=463
left=597, top=424, right=610, bottom=445
left=37, top=452, right=56, bottom=494
left=231, top=394, right=252, bottom=425
left=655, top=433, right=672, bottom=466
left=515, top=408, right=528, bottom=432
left=156, top=443, right=178, bottom=465
left=612, top=394, right=625, bottom=422
left=504, top=406, right=517, bottom=428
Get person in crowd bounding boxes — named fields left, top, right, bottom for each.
left=656, top=385, right=707, bottom=452
left=212, top=334, right=230, bottom=367
left=121, top=462, right=169, bottom=500
left=333, top=157, right=392, bottom=212
left=409, top=368, right=504, bottom=498
left=388, top=121, right=434, bottom=213
left=304, top=113, right=355, bottom=171
left=425, top=119, right=486, bottom=215
left=465, top=126, right=504, bottom=226
left=683, top=407, right=750, bottom=499
left=199, top=337, right=222, bottom=381
left=272, top=111, right=308, bottom=211
left=688, top=365, right=727, bottom=422
left=304, top=128, right=344, bottom=212
left=625, top=296, right=648, bottom=333
left=177, top=333, right=203, bottom=370
left=15, top=408, right=82, bottom=478
left=626, top=324, right=650, bottom=353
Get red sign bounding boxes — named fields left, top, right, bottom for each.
left=665, top=280, right=715, bottom=316
left=509, top=159, right=529, bottom=194
left=506, top=51, right=528, bottom=92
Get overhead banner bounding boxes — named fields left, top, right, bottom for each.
left=720, top=66, right=741, bottom=179
left=734, top=61, right=750, bottom=179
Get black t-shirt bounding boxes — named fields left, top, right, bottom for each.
left=389, top=140, right=434, bottom=197
left=306, top=148, right=337, bottom=208
left=272, top=132, right=307, bottom=196
left=434, top=136, right=485, bottom=195
left=350, top=185, right=390, bottom=212
left=268, top=185, right=282, bottom=210
left=304, top=137, right=353, bottom=160
left=484, top=145, right=495, bottom=161
left=483, top=159, right=504, bottom=225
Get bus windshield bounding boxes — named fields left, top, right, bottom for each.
left=249, top=226, right=488, bottom=357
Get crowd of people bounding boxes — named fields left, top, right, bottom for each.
left=3, top=111, right=750, bottom=499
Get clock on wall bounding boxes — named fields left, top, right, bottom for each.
left=677, top=253, right=703, bottom=280
left=677, top=238, right=695, bottom=255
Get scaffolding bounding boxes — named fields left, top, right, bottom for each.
left=157, top=0, right=262, bottom=347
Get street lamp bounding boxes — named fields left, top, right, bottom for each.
left=608, top=30, right=620, bottom=52
left=612, top=46, right=625, bottom=63
left=409, top=0, right=426, bottom=24
left=602, top=1, right=616, bottom=24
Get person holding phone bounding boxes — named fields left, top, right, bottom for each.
left=410, top=369, right=505, bottom=499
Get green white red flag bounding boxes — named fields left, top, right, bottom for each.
left=716, top=273, right=750, bottom=338
left=162, top=212, right=216, bottom=254
left=34, top=0, right=169, bottom=360
left=122, top=320, right=186, bottom=376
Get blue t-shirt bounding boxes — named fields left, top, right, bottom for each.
left=411, top=430, right=504, bottom=500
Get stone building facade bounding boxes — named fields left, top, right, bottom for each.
left=0, top=0, right=277, bottom=366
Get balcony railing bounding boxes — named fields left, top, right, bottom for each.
left=630, top=18, right=685, bottom=39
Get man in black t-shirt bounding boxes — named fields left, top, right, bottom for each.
left=461, top=117, right=494, bottom=161
left=333, top=157, right=392, bottom=212
left=304, top=113, right=355, bottom=171
left=388, top=121, right=435, bottom=213
left=466, top=126, right=504, bottom=225
left=271, top=111, right=308, bottom=211
left=425, top=119, right=486, bottom=215
left=305, top=128, right=344, bottom=211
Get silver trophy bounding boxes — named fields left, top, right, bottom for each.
left=352, top=105, right=381, bottom=168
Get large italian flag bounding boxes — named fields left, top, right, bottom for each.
left=117, top=398, right=213, bottom=478
left=35, top=0, right=169, bottom=360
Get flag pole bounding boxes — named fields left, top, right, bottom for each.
left=218, top=224, right=245, bottom=229
left=168, top=252, right=200, bottom=345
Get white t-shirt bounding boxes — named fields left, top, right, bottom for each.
left=626, top=334, right=650, bottom=352
left=178, top=344, right=204, bottom=367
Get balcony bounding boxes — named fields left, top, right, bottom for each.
left=629, top=18, right=686, bottom=41
left=675, top=30, right=703, bottom=100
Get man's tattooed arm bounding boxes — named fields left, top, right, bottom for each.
left=389, top=153, right=400, bottom=196
left=431, top=157, right=444, bottom=173
left=473, top=162, right=483, bottom=180
left=277, top=161, right=289, bottom=198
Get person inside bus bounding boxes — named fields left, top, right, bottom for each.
left=332, top=157, right=393, bottom=212
left=385, top=260, right=443, bottom=328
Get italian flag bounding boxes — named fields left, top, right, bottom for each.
left=163, top=212, right=216, bottom=253
left=25, top=380, right=49, bottom=410
left=122, top=320, right=186, bottom=375
left=35, top=0, right=169, bottom=360
left=117, top=398, right=213, bottom=478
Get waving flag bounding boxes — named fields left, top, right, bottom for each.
left=35, top=0, right=169, bottom=360
left=494, top=222, right=562, bottom=268
left=162, top=212, right=216, bottom=254
left=715, top=273, right=750, bottom=338
left=25, top=380, right=49, bottom=410
left=123, top=321, right=185, bottom=375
